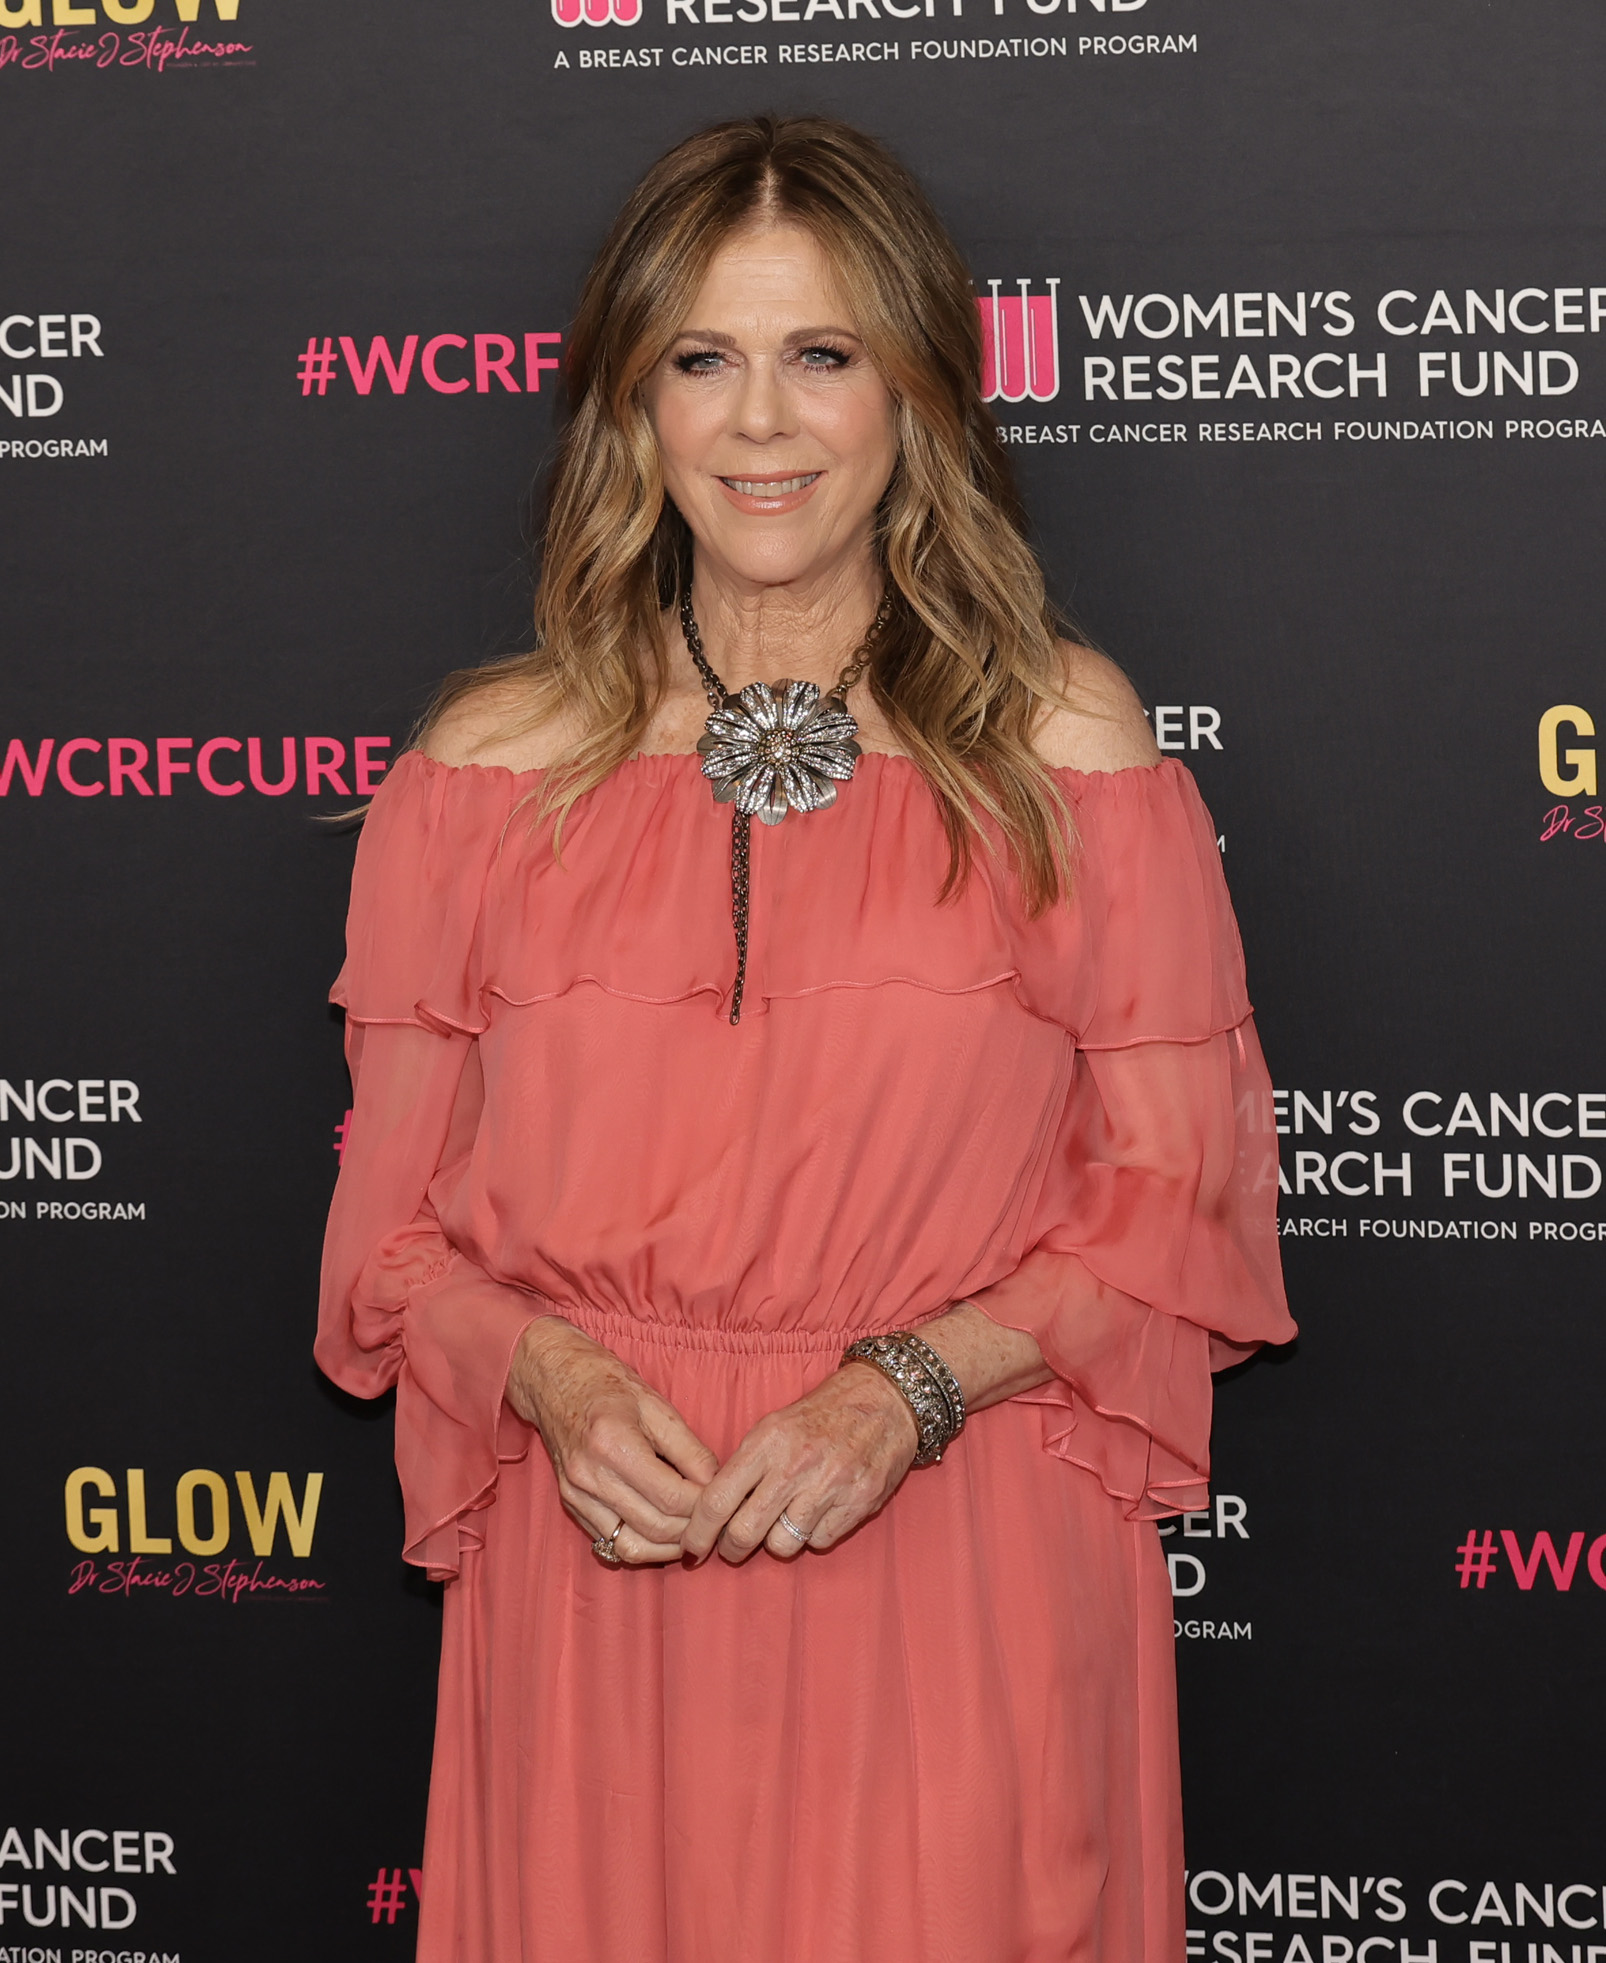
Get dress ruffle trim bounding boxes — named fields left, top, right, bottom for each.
left=345, top=1228, right=546, bottom=1582
left=331, top=750, right=1250, bottom=1044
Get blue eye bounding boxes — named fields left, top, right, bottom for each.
left=799, top=344, right=850, bottom=368
left=674, top=349, right=724, bottom=374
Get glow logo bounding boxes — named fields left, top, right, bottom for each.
left=64, top=1465, right=328, bottom=1604
left=978, top=278, right=1062, bottom=404
left=552, top=0, right=640, bottom=25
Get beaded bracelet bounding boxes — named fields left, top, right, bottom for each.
left=840, top=1331, right=967, bottom=1467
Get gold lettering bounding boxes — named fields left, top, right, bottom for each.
left=65, top=1466, right=119, bottom=1553
left=126, top=1467, right=173, bottom=1554
left=1539, top=703, right=1598, bottom=797
left=175, top=1469, right=231, bottom=1555
left=234, top=1471, right=323, bottom=1557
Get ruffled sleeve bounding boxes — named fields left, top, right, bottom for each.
left=968, top=763, right=1294, bottom=1519
left=315, top=754, right=548, bottom=1579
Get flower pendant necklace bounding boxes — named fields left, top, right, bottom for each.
left=681, top=588, right=892, bottom=1025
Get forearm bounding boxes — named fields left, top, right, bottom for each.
left=918, top=1300, right=1055, bottom=1413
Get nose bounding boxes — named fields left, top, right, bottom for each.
left=730, top=355, right=797, bottom=445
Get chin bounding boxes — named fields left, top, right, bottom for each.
left=701, top=535, right=841, bottom=589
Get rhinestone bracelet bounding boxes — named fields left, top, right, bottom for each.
left=840, top=1331, right=967, bottom=1467
left=896, top=1331, right=966, bottom=1438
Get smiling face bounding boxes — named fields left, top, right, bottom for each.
left=645, top=222, right=899, bottom=598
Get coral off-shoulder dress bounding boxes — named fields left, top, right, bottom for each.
left=315, top=746, right=1292, bottom=1963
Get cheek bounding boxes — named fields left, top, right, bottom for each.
left=813, top=386, right=897, bottom=488
left=650, top=389, right=721, bottom=489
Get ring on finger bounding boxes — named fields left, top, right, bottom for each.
left=592, top=1520, right=626, bottom=1566
left=776, top=1510, right=810, bottom=1546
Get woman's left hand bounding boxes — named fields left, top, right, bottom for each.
left=679, top=1361, right=920, bottom=1564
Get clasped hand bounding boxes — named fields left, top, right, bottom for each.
left=507, top=1317, right=919, bottom=1566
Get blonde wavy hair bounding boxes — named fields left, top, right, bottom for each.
left=425, top=114, right=1081, bottom=909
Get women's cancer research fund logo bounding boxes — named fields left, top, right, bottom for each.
left=552, top=0, right=641, bottom=24
left=978, top=279, right=1062, bottom=405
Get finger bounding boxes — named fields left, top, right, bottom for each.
left=560, top=1498, right=683, bottom=1569
left=764, top=1502, right=816, bottom=1561
left=680, top=1446, right=768, bottom=1561
left=611, top=1522, right=684, bottom=1567
left=716, top=1473, right=791, bottom=1565
left=559, top=1454, right=690, bottom=1547
left=587, top=1462, right=701, bottom=1549
left=608, top=1414, right=713, bottom=1522
left=638, top=1397, right=720, bottom=1486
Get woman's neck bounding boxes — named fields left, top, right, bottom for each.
left=683, top=555, right=884, bottom=695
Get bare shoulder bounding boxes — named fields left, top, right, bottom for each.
left=416, top=674, right=573, bottom=773
left=1030, top=642, right=1163, bottom=773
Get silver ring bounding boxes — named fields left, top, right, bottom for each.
left=592, top=1521, right=625, bottom=1566
left=776, top=1511, right=809, bottom=1545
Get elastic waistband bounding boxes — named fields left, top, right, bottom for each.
left=554, top=1298, right=941, bottom=1357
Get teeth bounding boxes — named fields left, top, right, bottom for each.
left=723, top=474, right=819, bottom=497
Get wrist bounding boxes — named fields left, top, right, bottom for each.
left=840, top=1331, right=966, bottom=1467
left=509, top=1316, right=585, bottom=1417
left=517, top=1312, right=599, bottom=1369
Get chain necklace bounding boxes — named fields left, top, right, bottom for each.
left=681, top=588, right=893, bottom=1024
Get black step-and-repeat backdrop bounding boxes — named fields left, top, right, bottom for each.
left=4, top=2, right=1603, bottom=1957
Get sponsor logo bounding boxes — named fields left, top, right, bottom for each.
left=0, top=1826, right=176, bottom=1942
left=296, top=333, right=563, bottom=398
left=0, top=735, right=391, bottom=799
left=978, top=279, right=1061, bottom=405
left=1454, top=1530, right=1606, bottom=1594
left=548, top=0, right=1199, bottom=70
left=1072, top=285, right=1605, bottom=405
left=1271, top=1087, right=1606, bottom=1237
left=66, top=1466, right=324, bottom=1557
left=64, top=1465, right=327, bottom=1605
left=1538, top=704, right=1600, bottom=847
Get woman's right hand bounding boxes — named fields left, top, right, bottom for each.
left=507, top=1316, right=719, bottom=1564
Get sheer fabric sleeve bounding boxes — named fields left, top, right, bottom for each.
left=314, top=756, right=547, bottom=1579
left=968, top=765, right=1294, bottom=1519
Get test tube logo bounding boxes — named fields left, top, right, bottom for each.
left=978, top=279, right=1062, bottom=404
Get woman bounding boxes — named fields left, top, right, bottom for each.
left=317, top=115, right=1293, bottom=1963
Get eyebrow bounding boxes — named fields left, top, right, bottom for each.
left=668, top=325, right=864, bottom=349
